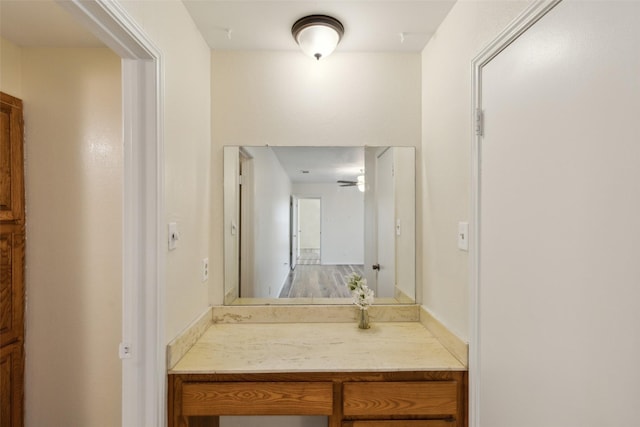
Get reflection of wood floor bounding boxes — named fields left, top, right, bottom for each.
left=297, top=248, right=320, bottom=265
left=279, top=264, right=365, bottom=298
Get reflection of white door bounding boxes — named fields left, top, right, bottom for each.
left=239, top=151, right=254, bottom=297
left=289, top=196, right=297, bottom=270
left=477, top=2, right=640, bottom=425
left=376, top=148, right=395, bottom=297
left=297, top=198, right=321, bottom=264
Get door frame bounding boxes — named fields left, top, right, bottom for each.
left=469, top=1, right=561, bottom=426
left=57, top=1, right=165, bottom=426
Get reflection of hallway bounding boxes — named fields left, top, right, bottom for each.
left=279, top=264, right=364, bottom=298
left=297, top=248, right=320, bottom=265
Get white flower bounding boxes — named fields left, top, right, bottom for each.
left=345, top=272, right=374, bottom=309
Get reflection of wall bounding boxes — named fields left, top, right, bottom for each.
left=245, top=147, right=292, bottom=298
left=394, top=147, right=416, bottom=300
left=293, top=183, right=364, bottom=265
left=298, top=198, right=320, bottom=250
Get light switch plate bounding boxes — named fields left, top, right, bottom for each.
left=458, top=222, right=469, bottom=251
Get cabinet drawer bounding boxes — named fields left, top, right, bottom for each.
left=344, top=422, right=455, bottom=427
left=343, top=381, right=458, bottom=417
left=182, top=382, right=334, bottom=416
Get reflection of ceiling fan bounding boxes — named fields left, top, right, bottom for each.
left=337, top=175, right=365, bottom=192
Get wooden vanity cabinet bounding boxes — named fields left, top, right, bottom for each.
left=168, top=371, right=467, bottom=427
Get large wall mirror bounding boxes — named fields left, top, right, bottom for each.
left=223, top=146, right=415, bottom=305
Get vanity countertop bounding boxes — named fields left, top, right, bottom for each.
left=169, top=321, right=466, bottom=374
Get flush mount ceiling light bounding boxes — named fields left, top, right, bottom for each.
left=292, top=15, right=344, bottom=60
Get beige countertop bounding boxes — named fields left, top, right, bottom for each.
left=169, top=321, right=466, bottom=374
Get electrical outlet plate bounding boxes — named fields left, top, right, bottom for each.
left=119, top=342, right=132, bottom=359
left=202, top=257, right=209, bottom=282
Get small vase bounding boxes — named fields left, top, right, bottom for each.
left=358, top=309, right=370, bottom=329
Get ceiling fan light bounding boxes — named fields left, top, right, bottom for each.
left=292, top=15, right=344, bottom=60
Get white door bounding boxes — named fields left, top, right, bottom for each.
left=478, top=1, right=640, bottom=426
left=376, top=148, right=395, bottom=297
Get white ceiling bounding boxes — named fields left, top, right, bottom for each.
left=182, top=1, right=456, bottom=53
left=1, top=0, right=456, bottom=52
left=271, top=146, right=364, bottom=184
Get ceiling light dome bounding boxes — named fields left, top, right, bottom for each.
left=292, top=15, right=344, bottom=60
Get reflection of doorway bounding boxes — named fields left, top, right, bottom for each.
left=297, top=198, right=321, bottom=265
left=376, top=148, right=395, bottom=297
left=289, top=196, right=298, bottom=270
left=239, top=149, right=254, bottom=297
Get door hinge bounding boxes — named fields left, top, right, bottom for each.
left=238, top=174, right=243, bottom=185
left=475, top=108, right=484, bottom=136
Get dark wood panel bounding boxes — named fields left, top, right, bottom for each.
left=188, top=416, right=219, bottom=427
left=0, top=341, right=24, bottom=426
left=182, top=382, right=334, bottom=416
left=343, top=382, right=458, bottom=417
left=0, top=224, right=24, bottom=347
left=0, top=93, right=24, bottom=223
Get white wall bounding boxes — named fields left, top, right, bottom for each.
left=19, top=47, right=122, bottom=427
left=245, top=147, right=292, bottom=298
left=421, top=0, right=529, bottom=340
left=119, top=0, right=213, bottom=342
left=211, top=51, right=422, bottom=303
left=0, top=37, right=22, bottom=98
left=293, top=183, right=364, bottom=265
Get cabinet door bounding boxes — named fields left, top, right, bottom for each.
left=0, top=93, right=24, bottom=223
left=0, top=224, right=24, bottom=348
left=0, top=341, right=24, bottom=426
